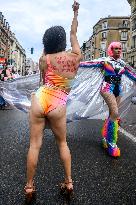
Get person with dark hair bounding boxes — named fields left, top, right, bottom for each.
left=1, top=66, right=14, bottom=81
left=79, top=41, right=136, bottom=157
left=0, top=66, right=14, bottom=109
left=0, top=95, right=6, bottom=109
left=42, top=26, right=66, bottom=54
left=24, top=1, right=81, bottom=200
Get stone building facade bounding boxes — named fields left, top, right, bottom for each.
left=81, top=16, right=130, bottom=61
left=127, top=0, right=136, bottom=68
left=0, top=12, right=26, bottom=75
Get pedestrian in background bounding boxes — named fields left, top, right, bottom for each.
left=0, top=65, right=10, bottom=109
left=12, top=68, right=21, bottom=78
left=0, top=66, right=14, bottom=81
left=24, top=0, right=81, bottom=200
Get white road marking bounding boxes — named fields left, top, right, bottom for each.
left=119, top=127, right=136, bottom=142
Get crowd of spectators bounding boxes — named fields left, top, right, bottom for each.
left=0, top=66, right=21, bottom=81
left=0, top=65, right=21, bottom=109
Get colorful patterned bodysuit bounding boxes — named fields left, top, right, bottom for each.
left=36, top=55, right=75, bottom=114
left=80, top=56, right=136, bottom=97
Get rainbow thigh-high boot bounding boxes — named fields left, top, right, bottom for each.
left=101, top=118, right=120, bottom=157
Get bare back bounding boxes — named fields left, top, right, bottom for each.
left=45, top=51, right=81, bottom=79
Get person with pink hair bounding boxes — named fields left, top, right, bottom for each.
left=79, top=41, right=136, bottom=157
left=107, top=41, right=122, bottom=57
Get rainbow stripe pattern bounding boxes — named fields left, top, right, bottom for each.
left=35, top=86, right=68, bottom=115
left=79, top=58, right=136, bottom=83
left=79, top=61, right=103, bottom=69
left=103, top=61, right=114, bottom=75
left=100, top=81, right=115, bottom=94
left=101, top=118, right=120, bottom=157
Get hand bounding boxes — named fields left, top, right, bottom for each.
left=72, top=1, right=80, bottom=13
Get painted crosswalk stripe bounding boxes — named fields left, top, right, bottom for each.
left=119, top=127, right=136, bottom=142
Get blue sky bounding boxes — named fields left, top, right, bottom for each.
left=1, top=0, right=131, bottom=62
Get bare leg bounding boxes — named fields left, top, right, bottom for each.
left=101, top=92, right=119, bottom=120
left=47, top=105, right=73, bottom=190
left=101, top=92, right=120, bottom=157
left=26, top=94, right=45, bottom=187
left=116, top=96, right=122, bottom=108
left=116, top=96, right=122, bottom=125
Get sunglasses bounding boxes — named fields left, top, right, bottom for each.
left=112, top=47, right=122, bottom=50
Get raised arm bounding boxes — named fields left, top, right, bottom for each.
left=70, top=1, right=81, bottom=59
left=124, top=64, right=136, bottom=81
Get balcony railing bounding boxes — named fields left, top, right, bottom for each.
left=118, top=24, right=129, bottom=28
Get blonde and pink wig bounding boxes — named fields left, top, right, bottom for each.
left=107, top=42, right=122, bottom=57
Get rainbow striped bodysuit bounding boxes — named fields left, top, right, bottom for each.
left=36, top=55, right=75, bottom=115
left=80, top=56, right=136, bottom=97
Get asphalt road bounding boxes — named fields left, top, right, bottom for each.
left=0, top=106, right=136, bottom=205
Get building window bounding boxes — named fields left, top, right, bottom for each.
left=132, top=18, right=136, bottom=31
left=122, top=20, right=128, bottom=27
left=121, top=31, right=127, bottom=40
left=100, top=51, right=106, bottom=57
left=131, top=56, right=134, bottom=67
left=101, top=42, right=106, bottom=51
left=122, top=52, right=126, bottom=59
left=122, top=42, right=126, bottom=50
left=102, top=21, right=108, bottom=29
left=92, top=42, right=94, bottom=47
left=132, top=36, right=136, bottom=49
left=1, top=50, right=5, bottom=57
left=101, top=32, right=107, bottom=39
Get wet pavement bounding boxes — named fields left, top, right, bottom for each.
left=0, top=107, right=136, bottom=205
left=121, top=104, right=136, bottom=137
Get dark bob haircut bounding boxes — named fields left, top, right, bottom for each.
left=42, top=26, right=66, bottom=54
